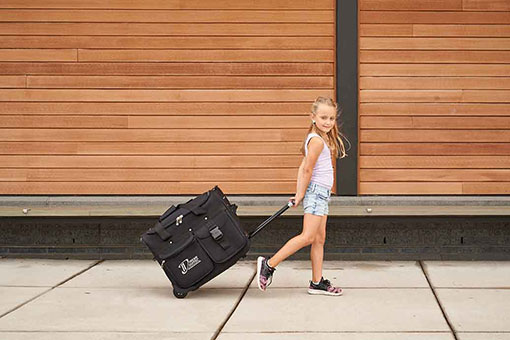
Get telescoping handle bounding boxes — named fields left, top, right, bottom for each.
left=248, top=199, right=295, bottom=239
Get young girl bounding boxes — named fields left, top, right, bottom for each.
left=257, top=96, right=347, bottom=296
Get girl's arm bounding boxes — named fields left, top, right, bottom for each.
left=292, top=137, right=324, bottom=206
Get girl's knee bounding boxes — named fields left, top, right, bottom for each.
left=313, top=233, right=326, bottom=246
left=299, top=233, right=315, bottom=246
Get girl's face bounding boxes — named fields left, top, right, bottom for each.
left=312, top=103, right=336, bottom=134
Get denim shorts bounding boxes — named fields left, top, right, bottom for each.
left=303, top=182, right=331, bottom=216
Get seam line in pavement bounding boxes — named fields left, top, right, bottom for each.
left=419, top=261, right=459, bottom=340
left=0, top=259, right=103, bottom=319
left=210, top=270, right=256, bottom=340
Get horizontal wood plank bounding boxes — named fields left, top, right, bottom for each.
left=78, top=49, right=334, bottom=62
left=360, top=90, right=463, bottom=103
left=0, top=155, right=302, bottom=168
left=360, top=156, right=510, bottom=168
left=361, top=130, right=510, bottom=142
left=360, top=11, right=510, bottom=24
left=0, top=129, right=307, bottom=142
left=463, top=0, right=510, bottom=11
left=27, top=75, right=333, bottom=89
left=0, top=76, right=25, bottom=88
left=360, top=90, right=510, bottom=103
left=361, top=169, right=510, bottom=181
left=360, top=24, right=413, bottom=36
left=0, top=62, right=334, bottom=76
left=0, top=23, right=334, bottom=36
left=360, top=182, right=463, bottom=194
left=360, top=77, right=510, bottom=90
left=0, top=10, right=335, bottom=23
left=360, top=64, right=510, bottom=76
left=0, top=141, right=303, bottom=155
left=0, top=89, right=334, bottom=102
left=360, top=0, right=462, bottom=11
left=463, top=90, right=510, bottom=103
left=463, top=183, right=510, bottom=194
left=360, top=103, right=510, bottom=116
left=360, top=37, right=510, bottom=50
left=360, top=143, right=510, bottom=155
left=360, top=116, right=510, bottom=129
left=0, top=168, right=298, bottom=181
left=414, top=25, right=510, bottom=37
left=0, top=36, right=335, bottom=49
left=0, top=181, right=297, bottom=194
left=0, top=0, right=335, bottom=10
left=0, top=49, right=76, bottom=61
left=0, top=102, right=312, bottom=115
left=361, top=182, right=510, bottom=194
left=0, top=115, right=309, bottom=129
left=360, top=51, right=510, bottom=64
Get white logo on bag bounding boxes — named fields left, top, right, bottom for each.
left=178, top=256, right=201, bottom=275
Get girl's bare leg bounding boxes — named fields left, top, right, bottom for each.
left=268, top=213, right=323, bottom=268
left=311, top=214, right=327, bottom=282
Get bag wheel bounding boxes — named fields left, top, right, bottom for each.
left=173, top=289, right=187, bottom=299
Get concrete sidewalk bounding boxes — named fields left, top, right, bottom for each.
left=0, top=260, right=509, bottom=340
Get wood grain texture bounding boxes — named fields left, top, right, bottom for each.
left=0, top=115, right=310, bottom=128
left=360, top=0, right=462, bottom=11
left=360, top=103, right=510, bottom=116
left=27, top=75, right=334, bottom=89
left=0, top=102, right=312, bottom=115
left=360, top=77, right=510, bottom=89
left=0, top=10, right=335, bottom=23
left=0, top=89, right=334, bottom=102
left=0, top=141, right=303, bottom=155
left=0, top=129, right=307, bottom=142
left=0, top=3, right=334, bottom=194
left=0, top=62, right=334, bottom=75
left=360, top=64, right=510, bottom=76
left=360, top=1, right=508, bottom=195
left=360, top=143, right=510, bottom=155
left=0, top=0, right=335, bottom=10
left=360, top=11, right=510, bottom=24
left=0, top=36, right=335, bottom=49
left=0, top=23, right=334, bottom=36
left=0, top=182, right=298, bottom=194
left=360, top=38, right=510, bottom=50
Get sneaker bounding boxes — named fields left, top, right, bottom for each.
left=308, top=277, right=343, bottom=296
left=257, top=256, right=275, bottom=291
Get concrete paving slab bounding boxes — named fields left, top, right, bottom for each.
left=0, top=287, right=242, bottom=333
left=218, top=333, right=455, bottom=340
left=458, top=334, right=510, bottom=340
left=224, top=288, right=449, bottom=332
left=249, top=261, right=428, bottom=288
left=61, top=260, right=254, bottom=289
left=423, top=261, right=510, bottom=288
left=0, top=259, right=97, bottom=287
left=0, top=287, right=48, bottom=316
left=0, top=332, right=211, bottom=340
left=436, top=289, right=510, bottom=332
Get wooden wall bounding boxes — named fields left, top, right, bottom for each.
left=359, top=0, right=510, bottom=194
left=0, top=0, right=335, bottom=194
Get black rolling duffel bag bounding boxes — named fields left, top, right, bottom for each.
left=141, top=185, right=292, bottom=298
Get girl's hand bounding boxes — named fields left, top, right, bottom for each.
left=290, top=195, right=303, bottom=207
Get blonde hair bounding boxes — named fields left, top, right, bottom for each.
left=300, top=96, right=348, bottom=159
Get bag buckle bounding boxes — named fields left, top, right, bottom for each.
left=175, top=215, right=183, bottom=226
left=209, top=226, right=223, bottom=241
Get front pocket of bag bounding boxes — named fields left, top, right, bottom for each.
left=195, top=211, right=248, bottom=263
left=161, top=234, right=214, bottom=289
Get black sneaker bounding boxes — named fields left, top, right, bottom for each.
left=308, top=277, right=343, bottom=296
left=257, top=256, right=275, bottom=291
